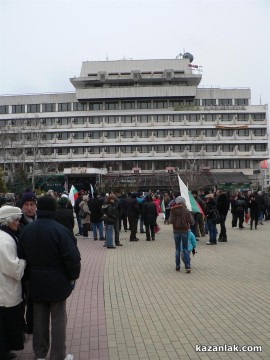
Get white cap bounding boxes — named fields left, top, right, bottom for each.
left=0, top=205, right=23, bottom=219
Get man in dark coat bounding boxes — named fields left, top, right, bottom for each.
left=55, top=196, right=75, bottom=235
left=88, top=192, right=105, bottom=241
left=126, top=193, right=140, bottom=241
left=216, top=189, right=230, bottom=241
left=19, top=196, right=81, bottom=360
left=141, top=195, right=157, bottom=241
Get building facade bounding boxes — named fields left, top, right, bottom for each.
left=0, top=57, right=269, bottom=191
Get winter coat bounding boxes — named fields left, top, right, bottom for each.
left=88, top=197, right=103, bottom=223
left=152, top=198, right=161, bottom=215
left=79, top=200, right=91, bottom=225
left=169, top=204, right=194, bottom=233
left=74, top=195, right=83, bottom=215
left=127, top=197, right=140, bottom=218
left=19, top=210, right=81, bottom=303
left=119, top=196, right=127, bottom=216
left=205, top=199, right=218, bottom=220
left=248, top=198, right=260, bottom=217
left=180, top=230, right=197, bottom=252
left=101, top=203, right=118, bottom=225
left=0, top=227, right=26, bottom=307
left=216, top=193, right=230, bottom=215
left=55, top=208, right=74, bottom=234
left=141, top=201, right=157, bottom=225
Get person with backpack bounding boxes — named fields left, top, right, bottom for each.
left=205, top=193, right=219, bottom=245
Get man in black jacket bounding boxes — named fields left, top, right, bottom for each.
left=19, top=196, right=81, bottom=360
left=216, top=189, right=230, bottom=241
left=126, top=193, right=140, bottom=241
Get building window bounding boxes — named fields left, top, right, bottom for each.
left=205, top=145, right=218, bottom=152
left=0, top=105, right=8, bottom=114
left=186, top=114, right=200, bottom=122
left=57, top=132, right=69, bottom=140
left=88, top=147, right=101, bottom=154
left=89, top=102, right=103, bottom=110
left=27, top=104, right=40, bottom=113
left=155, top=130, right=168, bottom=138
left=42, top=103, right=56, bottom=112
left=220, top=114, right=233, bottom=121
left=73, top=117, right=86, bottom=125
left=170, top=130, right=185, bottom=137
left=170, top=100, right=184, bottom=108
left=137, top=115, right=151, bottom=123
left=107, top=131, right=118, bottom=139
left=222, top=145, right=235, bottom=152
left=73, top=132, right=84, bottom=139
left=235, top=160, right=250, bottom=168
left=121, top=146, right=134, bottom=153
left=122, top=116, right=133, bottom=124
left=221, top=129, right=234, bottom=137
left=137, top=130, right=151, bottom=138
left=73, top=102, right=87, bottom=111
left=153, top=115, right=167, bottom=123
left=57, top=148, right=69, bottom=155
left=237, top=114, right=249, bottom=121
left=253, top=129, right=266, bottom=136
left=137, top=101, right=151, bottom=109
left=12, top=105, right=25, bottom=113
left=105, top=102, right=119, bottom=110
left=235, top=99, right=248, bottom=106
left=89, top=117, right=101, bottom=124
left=122, top=130, right=135, bottom=138
left=218, top=99, right=233, bottom=106
left=105, top=116, right=118, bottom=124
left=88, top=131, right=101, bottom=139
left=58, top=103, right=71, bottom=112
left=154, top=145, right=167, bottom=153
left=73, top=147, right=84, bottom=154
left=41, top=133, right=54, bottom=141
left=254, top=144, right=266, bottom=152
left=202, top=99, right=216, bottom=106
left=137, top=146, right=152, bottom=153
left=204, top=114, right=216, bottom=122
left=172, top=114, right=184, bottom=122
left=57, top=117, right=69, bottom=126
left=237, top=129, right=249, bottom=137
left=121, top=101, right=135, bottom=109
left=107, top=146, right=118, bottom=154
left=238, top=144, right=250, bottom=152
left=252, top=113, right=265, bottom=121
left=153, top=100, right=167, bottom=109
left=219, top=160, right=234, bottom=169
left=188, top=129, right=201, bottom=137
left=205, top=129, right=218, bottom=137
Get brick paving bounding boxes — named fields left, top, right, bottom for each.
left=16, top=215, right=270, bottom=359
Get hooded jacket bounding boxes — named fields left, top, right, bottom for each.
left=169, top=204, right=194, bottom=232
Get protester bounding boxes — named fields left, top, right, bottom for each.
left=74, top=191, right=84, bottom=236
left=248, top=194, right=260, bottom=230
left=101, top=195, right=118, bottom=249
left=19, top=196, right=81, bottom=360
left=88, top=192, right=105, bottom=241
left=110, top=194, right=123, bottom=246
left=79, top=195, right=91, bottom=239
left=141, top=194, right=158, bottom=241
left=169, top=196, right=194, bottom=273
left=55, top=197, right=75, bottom=234
left=0, top=206, right=26, bottom=360
left=216, top=189, right=230, bottom=242
left=126, top=193, right=140, bottom=241
left=118, top=193, right=128, bottom=232
left=205, top=194, right=218, bottom=245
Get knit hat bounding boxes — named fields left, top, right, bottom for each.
left=21, top=190, right=37, bottom=206
left=0, top=205, right=22, bottom=220
left=175, top=196, right=186, bottom=204
left=37, top=195, right=57, bottom=212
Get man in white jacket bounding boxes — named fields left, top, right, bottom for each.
left=0, top=206, right=26, bottom=360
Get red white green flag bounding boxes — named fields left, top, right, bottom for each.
left=69, top=185, right=78, bottom=206
left=178, top=175, right=203, bottom=215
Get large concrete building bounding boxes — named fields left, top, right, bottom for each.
left=0, top=56, right=269, bottom=192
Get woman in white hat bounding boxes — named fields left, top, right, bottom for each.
left=0, top=205, right=27, bottom=360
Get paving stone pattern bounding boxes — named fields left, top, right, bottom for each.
left=16, top=214, right=270, bottom=359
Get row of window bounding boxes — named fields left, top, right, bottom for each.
left=0, top=113, right=266, bottom=127
left=0, top=98, right=250, bottom=114
left=32, top=128, right=267, bottom=140
left=5, top=144, right=267, bottom=155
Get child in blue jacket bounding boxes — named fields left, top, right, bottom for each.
left=181, top=230, right=197, bottom=267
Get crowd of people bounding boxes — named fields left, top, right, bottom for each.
left=0, top=187, right=269, bottom=359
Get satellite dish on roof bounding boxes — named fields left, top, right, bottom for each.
left=183, top=52, right=194, bottom=63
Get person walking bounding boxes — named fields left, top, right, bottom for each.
left=19, top=196, right=81, bottom=360
left=169, top=196, right=194, bottom=273
left=118, top=193, right=128, bottom=232
left=0, top=206, right=26, bottom=360
left=141, top=195, right=158, bottom=241
left=248, top=194, right=260, bottom=230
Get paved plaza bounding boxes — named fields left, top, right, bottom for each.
left=17, top=214, right=270, bottom=360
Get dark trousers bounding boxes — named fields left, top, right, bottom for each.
left=145, top=224, right=155, bottom=240
left=33, top=301, right=67, bottom=360
left=114, top=218, right=120, bottom=244
left=128, top=217, right=138, bottom=240
left=250, top=215, right=258, bottom=229
left=76, top=214, right=83, bottom=235
left=119, top=215, right=127, bottom=231
left=82, top=223, right=89, bottom=237
left=219, top=214, right=227, bottom=240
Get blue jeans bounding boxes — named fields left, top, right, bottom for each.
left=76, top=214, right=83, bottom=235
left=105, top=224, right=114, bottom=247
left=174, top=232, right=190, bottom=269
left=207, top=218, right=217, bottom=243
left=92, top=222, right=104, bottom=239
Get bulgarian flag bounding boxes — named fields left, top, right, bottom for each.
left=178, top=175, right=204, bottom=215
left=69, top=185, right=78, bottom=206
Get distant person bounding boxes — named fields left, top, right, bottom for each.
left=55, top=197, right=75, bottom=234
left=181, top=230, right=197, bottom=269
left=141, top=195, right=158, bottom=241
left=126, top=193, right=140, bottom=241
left=19, top=196, right=81, bottom=360
left=216, top=189, right=230, bottom=242
left=101, top=195, right=118, bottom=249
left=248, top=194, right=260, bottom=230
left=0, top=206, right=26, bottom=360
left=79, top=195, right=91, bottom=239
left=205, top=194, right=219, bottom=245
left=74, top=191, right=84, bottom=236
left=88, top=192, right=105, bottom=241
left=169, top=196, right=194, bottom=273
left=118, top=193, right=128, bottom=232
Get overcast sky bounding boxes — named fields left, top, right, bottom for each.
left=0, top=0, right=269, bottom=107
